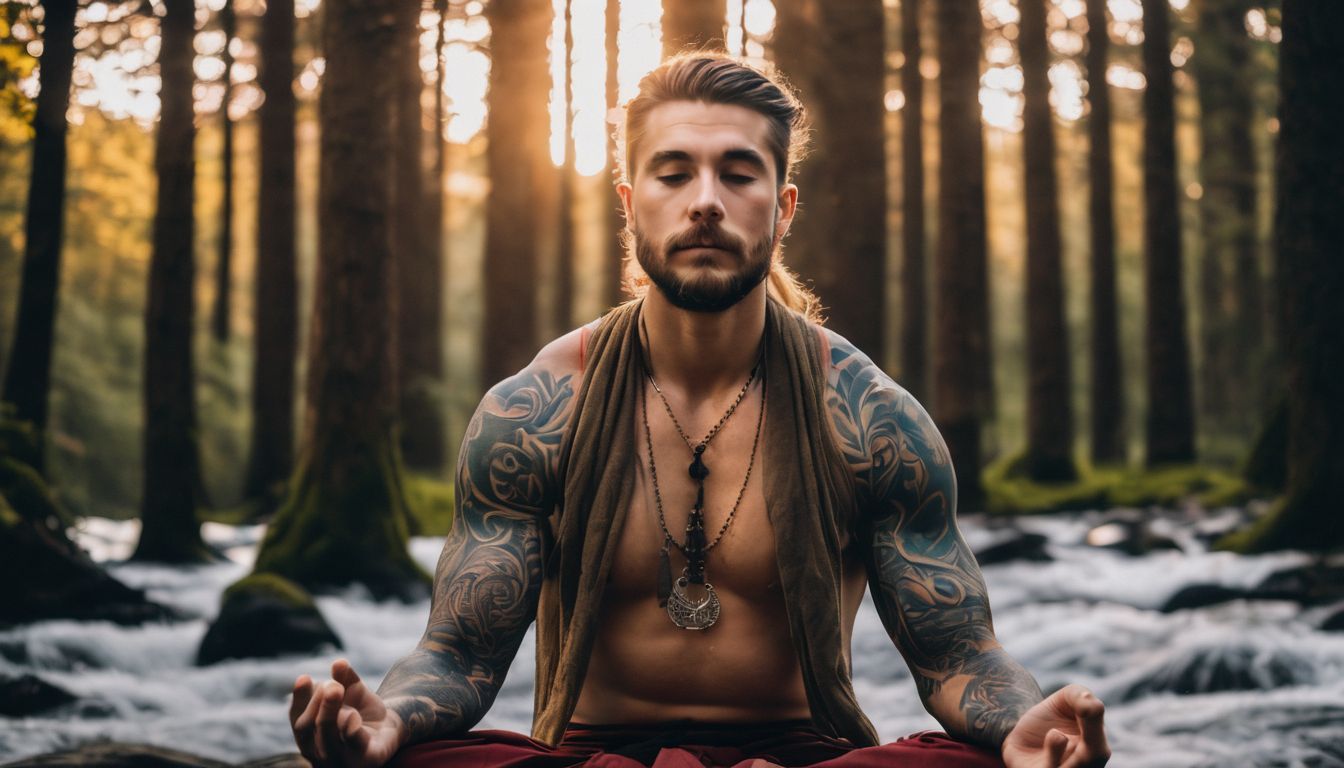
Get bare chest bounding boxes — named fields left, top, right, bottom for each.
left=607, top=384, right=782, bottom=604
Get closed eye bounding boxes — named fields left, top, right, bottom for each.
left=723, top=174, right=756, bottom=185
left=657, top=174, right=689, bottom=185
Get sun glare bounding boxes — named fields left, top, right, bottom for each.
left=13, top=0, right=1240, bottom=146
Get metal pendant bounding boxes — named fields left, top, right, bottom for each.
left=666, top=576, right=721, bottom=630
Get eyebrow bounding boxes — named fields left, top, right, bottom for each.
left=644, top=148, right=770, bottom=175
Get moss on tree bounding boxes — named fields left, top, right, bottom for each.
left=252, top=439, right=429, bottom=600
left=403, top=472, right=454, bottom=536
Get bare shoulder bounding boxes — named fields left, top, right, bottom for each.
left=816, top=326, right=952, bottom=504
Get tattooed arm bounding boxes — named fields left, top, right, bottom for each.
left=379, top=364, right=573, bottom=743
left=289, top=357, right=575, bottom=767
left=826, top=332, right=1109, bottom=765
left=825, top=333, right=1042, bottom=749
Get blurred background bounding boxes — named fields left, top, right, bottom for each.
left=2, top=0, right=1342, bottom=765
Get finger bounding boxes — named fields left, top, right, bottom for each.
left=290, top=675, right=314, bottom=726
left=1046, top=728, right=1069, bottom=765
left=291, top=677, right=321, bottom=758
left=315, top=681, right=347, bottom=764
left=1073, top=689, right=1110, bottom=762
left=342, top=706, right=372, bottom=756
left=332, top=659, right=372, bottom=708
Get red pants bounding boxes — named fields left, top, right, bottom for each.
left=390, top=721, right=1006, bottom=768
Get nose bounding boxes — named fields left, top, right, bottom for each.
left=687, top=175, right=725, bottom=223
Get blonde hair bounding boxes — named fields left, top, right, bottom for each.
left=614, top=52, right=824, bottom=324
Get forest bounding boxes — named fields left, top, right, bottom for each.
left=1, top=0, right=1341, bottom=765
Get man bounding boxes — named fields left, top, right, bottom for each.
left=289, top=54, right=1110, bottom=768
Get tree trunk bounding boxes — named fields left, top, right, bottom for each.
left=252, top=0, right=425, bottom=598
left=482, top=0, right=554, bottom=388
left=1193, top=0, right=1260, bottom=439
left=134, top=0, right=208, bottom=563
left=933, top=0, right=992, bottom=511
left=556, top=0, right=577, bottom=330
left=661, top=0, right=727, bottom=58
left=1019, top=0, right=1076, bottom=481
left=396, top=0, right=446, bottom=470
left=1227, top=0, right=1344, bottom=552
left=899, top=0, right=928, bottom=401
left=1, top=0, right=77, bottom=456
left=244, top=0, right=299, bottom=506
left=211, top=0, right=237, bottom=343
left=1140, top=0, right=1196, bottom=466
left=1086, top=0, right=1126, bottom=465
left=604, top=0, right=624, bottom=306
left=773, top=0, right=887, bottom=358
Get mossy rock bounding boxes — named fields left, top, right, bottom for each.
left=196, top=573, right=342, bottom=665
left=403, top=472, right=454, bottom=536
left=983, top=453, right=1251, bottom=515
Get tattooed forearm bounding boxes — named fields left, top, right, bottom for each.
left=377, top=368, right=573, bottom=745
left=825, top=332, right=1042, bottom=749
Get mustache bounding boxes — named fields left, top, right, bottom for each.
left=666, top=224, right=746, bottom=255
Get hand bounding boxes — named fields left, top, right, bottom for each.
left=1001, top=684, right=1110, bottom=767
left=290, top=659, right=405, bottom=768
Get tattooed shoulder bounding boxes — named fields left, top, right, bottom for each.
left=821, top=328, right=954, bottom=506
left=457, top=362, right=578, bottom=520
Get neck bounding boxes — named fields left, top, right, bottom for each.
left=641, top=282, right=767, bottom=398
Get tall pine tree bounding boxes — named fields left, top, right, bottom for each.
left=134, top=0, right=208, bottom=563
left=1141, top=0, right=1197, bottom=466
left=2, top=0, right=78, bottom=461
left=1086, top=0, right=1126, bottom=465
left=252, top=0, right=424, bottom=596
left=244, top=0, right=299, bottom=506
left=482, top=0, right=555, bottom=388
left=773, top=0, right=887, bottom=357
left=933, top=0, right=993, bottom=511
left=1019, top=0, right=1076, bottom=480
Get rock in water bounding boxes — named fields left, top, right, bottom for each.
left=1321, top=604, right=1344, bottom=632
left=1159, top=583, right=1252, bottom=613
left=0, top=673, right=77, bottom=716
left=1, top=741, right=233, bottom=767
left=197, top=573, right=342, bottom=666
left=1119, top=642, right=1315, bottom=701
left=975, top=531, right=1052, bottom=565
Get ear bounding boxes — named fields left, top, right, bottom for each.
left=616, top=181, right=635, bottom=229
left=775, top=183, right=798, bottom=241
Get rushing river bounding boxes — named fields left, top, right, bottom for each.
left=2, top=509, right=1342, bottom=767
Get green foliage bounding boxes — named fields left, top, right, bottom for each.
left=403, top=472, right=454, bottom=536
left=0, top=4, right=37, bottom=142
left=983, top=451, right=1251, bottom=515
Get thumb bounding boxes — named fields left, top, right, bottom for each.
left=1046, top=728, right=1069, bottom=765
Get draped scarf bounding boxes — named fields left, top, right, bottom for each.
left=531, top=296, right=879, bottom=748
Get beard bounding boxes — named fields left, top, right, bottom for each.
left=633, top=219, right=776, bottom=313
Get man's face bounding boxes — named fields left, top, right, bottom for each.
left=618, top=100, right=798, bottom=313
